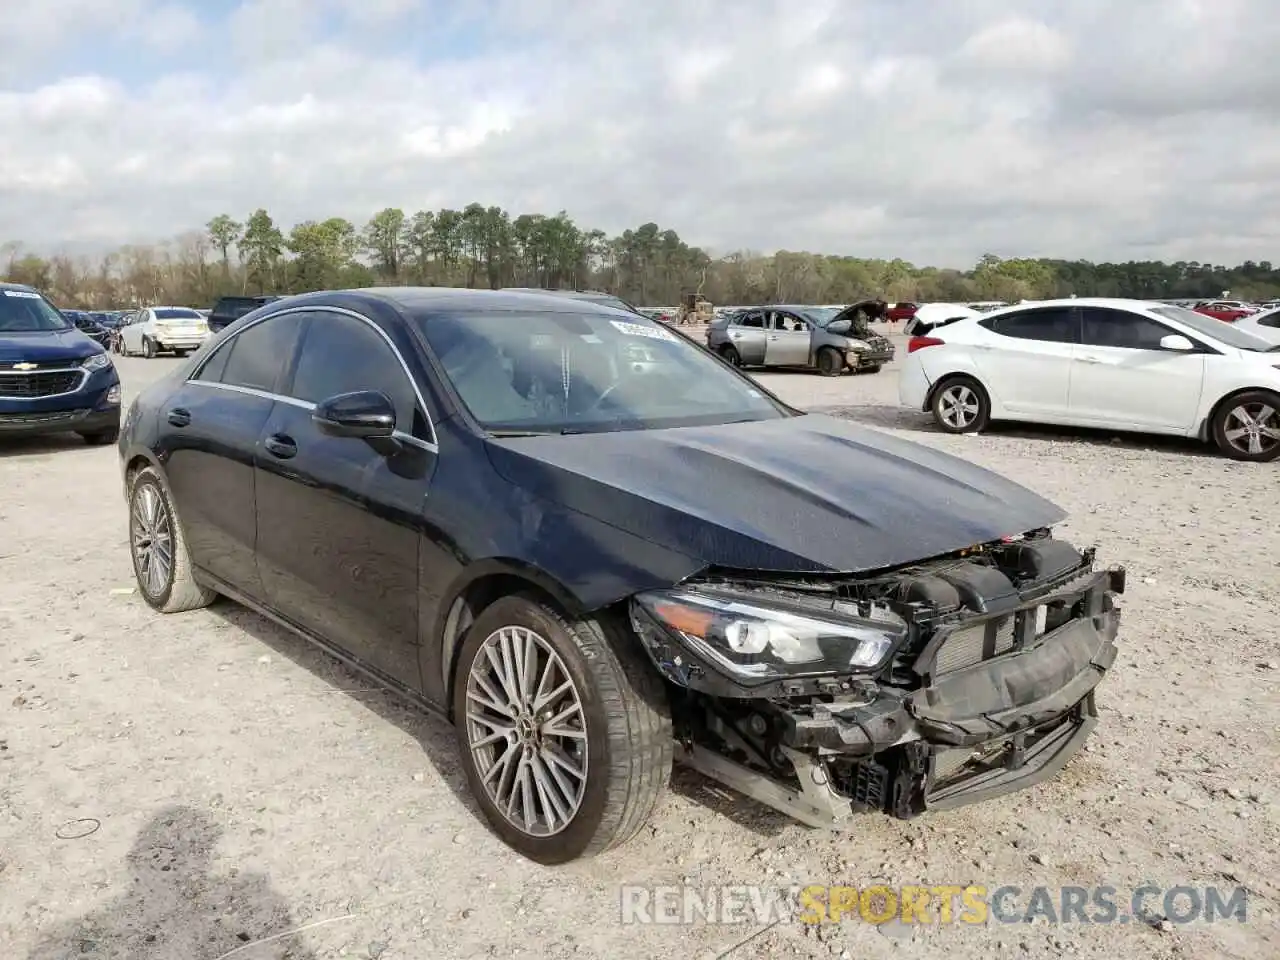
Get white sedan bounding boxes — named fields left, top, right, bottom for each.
left=898, top=297, right=1280, bottom=462
left=1234, top=307, right=1280, bottom=345
left=119, top=306, right=211, bottom=358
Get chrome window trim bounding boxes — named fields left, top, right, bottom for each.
left=0, top=368, right=89, bottom=401
left=188, top=303, right=439, bottom=448
left=187, top=380, right=437, bottom=452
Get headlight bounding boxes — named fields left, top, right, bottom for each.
left=81, top=353, right=112, bottom=371
left=632, top=588, right=907, bottom=683
left=844, top=339, right=868, bottom=351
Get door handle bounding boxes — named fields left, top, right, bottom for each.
left=767, top=335, right=779, bottom=341
left=166, top=407, right=191, bottom=427
left=1079, top=356, right=1103, bottom=364
left=263, top=433, right=297, bottom=459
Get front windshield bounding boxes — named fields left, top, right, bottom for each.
left=1152, top=305, right=1279, bottom=351
left=421, top=309, right=789, bottom=434
left=801, top=307, right=843, bottom=327
left=0, top=289, right=71, bottom=332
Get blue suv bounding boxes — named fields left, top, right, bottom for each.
left=0, top=282, right=121, bottom=444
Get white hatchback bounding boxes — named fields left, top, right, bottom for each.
left=119, top=306, right=211, bottom=358
left=898, top=297, right=1280, bottom=461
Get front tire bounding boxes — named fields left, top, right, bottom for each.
left=128, top=466, right=216, bottom=613
left=816, top=346, right=844, bottom=376
left=931, top=375, right=990, bottom=433
left=1211, top=390, right=1280, bottom=462
left=451, top=594, right=672, bottom=864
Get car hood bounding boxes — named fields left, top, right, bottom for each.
left=0, top=328, right=99, bottom=362
left=485, top=413, right=1067, bottom=574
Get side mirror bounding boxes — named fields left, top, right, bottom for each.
left=1159, top=334, right=1195, bottom=351
left=827, top=318, right=852, bottom=334
left=313, top=390, right=396, bottom=439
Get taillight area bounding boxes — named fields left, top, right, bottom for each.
left=907, top=336, right=945, bottom=353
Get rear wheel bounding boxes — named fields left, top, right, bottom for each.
left=931, top=375, right=990, bottom=433
left=1211, top=390, right=1280, bottom=462
left=128, top=466, right=216, bottom=613
left=79, top=427, right=119, bottom=446
left=718, top=345, right=741, bottom=367
left=816, top=347, right=844, bottom=376
left=451, top=594, right=672, bottom=864
left=142, top=338, right=156, bottom=359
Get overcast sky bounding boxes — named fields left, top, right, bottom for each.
left=2, top=0, right=1278, bottom=267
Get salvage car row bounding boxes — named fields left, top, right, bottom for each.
left=1, top=280, right=1270, bottom=867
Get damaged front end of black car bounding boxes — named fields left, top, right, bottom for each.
left=629, top=529, right=1124, bottom=827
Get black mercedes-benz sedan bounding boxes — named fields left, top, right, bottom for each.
left=118, top=287, right=1124, bottom=864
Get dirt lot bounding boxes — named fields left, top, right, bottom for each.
left=2, top=339, right=1277, bottom=960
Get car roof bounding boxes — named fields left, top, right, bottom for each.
left=979, top=297, right=1162, bottom=319
left=345, top=286, right=639, bottom=317
left=0, top=281, right=38, bottom=293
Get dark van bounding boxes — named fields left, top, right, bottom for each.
left=207, top=295, right=283, bottom=333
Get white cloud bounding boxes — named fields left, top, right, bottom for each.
left=958, top=18, right=1072, bottom=72
left=0, top=0, right=1278, bottom=265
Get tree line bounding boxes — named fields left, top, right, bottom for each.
left=4, top=204, right=1279, bottom=310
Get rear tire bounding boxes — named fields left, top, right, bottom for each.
left=128, top=466, right=217, bottom=613
left=718, top=345, right=741, bottom=367
left=930, top=375, right=990, bottom=434
left=79, top=427, right=119, bottom=446
left=142, top=338, right=156, bottom=359
left=1210, top=390, right=1280, bottom=462
left=816, top=347, right=844, bottom=376
left=451, top=594, right=672, bottom=864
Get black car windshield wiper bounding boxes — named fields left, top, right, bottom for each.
left=488, top=429, right=556, bottom=437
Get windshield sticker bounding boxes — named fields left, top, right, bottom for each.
left=3, top=290, right=41, bottom=298
left=610, top=320, right=676, bottom=342
left=530, top=334, right=554, bottom=348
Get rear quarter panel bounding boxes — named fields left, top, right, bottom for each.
left=913, top=327, right=1014, bottom=418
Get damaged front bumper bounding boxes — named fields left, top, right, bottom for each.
left=632, top=544, right=1124, bottom=828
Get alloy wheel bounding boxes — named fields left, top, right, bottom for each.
left=1223, top=401, right=1280, bottom=457
left=938, top=384, right=980, bottom=429
left=464, top=626, right=588, bottom=837
left=131, top=483, right=174, bottom=598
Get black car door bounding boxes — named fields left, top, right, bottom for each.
left=158, top=312, right=305, bottom=599
left=253, top=308, right=439, bottom=692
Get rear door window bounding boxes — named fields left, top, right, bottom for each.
left=198, top=312, right=304, bottom=392
left=983, top=307, right=1078, bottom=343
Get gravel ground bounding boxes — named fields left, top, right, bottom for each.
left=2, top=336, right=1277, bottom=960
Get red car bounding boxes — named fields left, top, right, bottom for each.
left=1193, top=300, right=1253, bottom=322
left=886, top=301, right=918, bottom=322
